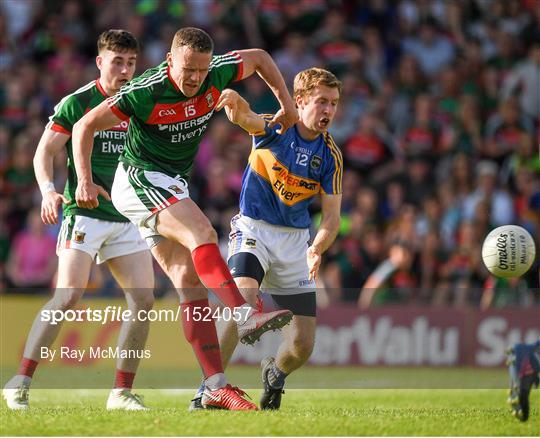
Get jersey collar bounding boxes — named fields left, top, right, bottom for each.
left=95, top=79, right=109, bottom=97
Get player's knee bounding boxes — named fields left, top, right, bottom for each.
left=50, top=290, right=83, bottom=311
left=130, top=292, right=155, bottom=312
left=197, top=224, right=218, bottom=246
left=168, top=264, right=201, bottom=289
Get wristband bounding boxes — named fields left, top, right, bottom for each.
left=40, top=181, right=56, bottom=196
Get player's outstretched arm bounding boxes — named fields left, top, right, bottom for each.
left=72, top=100, right=120, bottom=209
left=307, top=194, right=342, bottom=280
left=216, top=89, right=266, bottom=134
left=235, top=49, right=298, bottom=134
left=33, top=129, right=71, bottom=224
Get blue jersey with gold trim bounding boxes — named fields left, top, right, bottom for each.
left=239, top=121, right=343, bottom=228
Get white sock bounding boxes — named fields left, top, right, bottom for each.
left=6, top=375, right=32, bottom=389
left=204, top=372, right=227, bottom=391
left=111, top=387, right=131, bottom=394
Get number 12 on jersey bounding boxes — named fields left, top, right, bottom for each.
left=296, top=153, right=308, bottom=166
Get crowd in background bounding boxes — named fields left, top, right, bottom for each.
left=1, top=0, right=539, bottom=308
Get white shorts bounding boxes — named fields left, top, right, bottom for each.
left=111, top=163, right=190, bottom=243
left=57, top=215, right=148, bottom=264
left=228, top=214, right=315, bottom=295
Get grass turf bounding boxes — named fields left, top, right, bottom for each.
left=1, top=367, right=539, bottom=436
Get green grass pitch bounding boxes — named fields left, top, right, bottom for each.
left=1, top=367, right=538, bottom=436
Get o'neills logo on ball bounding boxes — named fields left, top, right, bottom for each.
left=496, top=233, right=509, bottom=270
left=497, top=231, right=518, bottom=272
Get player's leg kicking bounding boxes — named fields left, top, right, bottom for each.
left=113, top=165, right=292, bottom=410
left=150, top=239, right=261, bottom=410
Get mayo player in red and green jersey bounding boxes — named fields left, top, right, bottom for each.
left=3, top=30, right=154, bottom=412
left=72, top=27, right=298, bottom=410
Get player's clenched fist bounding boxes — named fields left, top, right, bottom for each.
left=41, top=191, right=70, bottom=225
left=75, top=180, right=110, bottom=209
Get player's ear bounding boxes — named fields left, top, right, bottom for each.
left=295, top=94, right=303, bottom=109
left=166, top=52, right=173, bottom=68
left=96, top=55, right=102, bottom=70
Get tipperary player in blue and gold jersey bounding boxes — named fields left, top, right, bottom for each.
left=191, top=68, right=342, bottom=410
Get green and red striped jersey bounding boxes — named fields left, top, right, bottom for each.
left=48, top=79, right=129, bottom=222
left=107, top=51, right=243, bottom=177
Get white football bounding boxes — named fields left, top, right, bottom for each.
left=481, top=225, right=536, bottom=278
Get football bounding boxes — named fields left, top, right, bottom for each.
left=481, top=225, right=536, bottom=278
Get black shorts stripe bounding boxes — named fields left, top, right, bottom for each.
left=270, top=292, right=316, bottom=317
left=228, top=252, right=265, bottom=285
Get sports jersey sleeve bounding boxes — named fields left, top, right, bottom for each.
left=48, top=94, right=85, bottom=135
left=106, top=85, right=146, bottom=121
left=251, top=115, right=280, bottom=149
left=320, top=134, right=343, bottom=195
left=209, top=51, right=244, bottom=89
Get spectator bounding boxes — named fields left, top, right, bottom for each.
left=502, top=39, right=540, bottom=119
left=484, top=97, right=535, bottom=163
left=344, top=111, right=394, bottom=175
left=434, top=220, right=486, bottom=307
left=398, top=93, right=440, bottom=160
left=358, top=241, right=417, bottom=309
left=4, top=132, right=36, bottom=221
left=401, top=17, right=455, bottom=77
left=404, top=155, right=433, bottom=207
left=274, top=32, right=320, bottom=86
left=440, top=94, right=483, bottom=157
left=480, top=276, right=534, bottom=310
left=463, top=160, right=514, bottom=227
left=487, top=30, right=520, bottom=82
left=5, top=208, right=56, bottom=292
left=362, top=25, right=390, bottom=90
left=312, top=9, right=362, bottom=76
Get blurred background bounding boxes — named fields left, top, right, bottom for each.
left=1, top=0, right=539, bottom=372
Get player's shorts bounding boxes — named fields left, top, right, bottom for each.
left=227, top=214, right=315, bottom=296
left=261, top=291, right=317, bottom=317
left=57, top=215, right=148, bottom=264
left=111, top=163, right=190, bottom=245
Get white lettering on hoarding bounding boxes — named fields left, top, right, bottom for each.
left=233, top=316, right=459, bottom=366
left=476, top=317, right=540, bottom=366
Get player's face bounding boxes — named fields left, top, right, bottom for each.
left=97, top=49, right=137, bottom=94
left=296, top=85, right=340, bottom=134
left=167, top=46, right=212, bottom=97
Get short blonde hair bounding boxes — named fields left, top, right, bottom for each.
left=293, top=68, right=342, bottom=100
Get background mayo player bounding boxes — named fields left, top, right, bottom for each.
left=3, top=30, right=155, bottom=411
